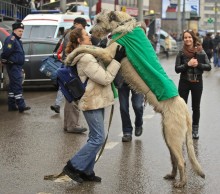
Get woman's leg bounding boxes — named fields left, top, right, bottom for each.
left=178, top=79, right=190, bottom=103
left=70, top=108, right=105, bottom=174
left=191, top=81, right=203, bottom=126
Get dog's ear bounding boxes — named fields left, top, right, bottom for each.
left=108, top=11, right=118, bottom=22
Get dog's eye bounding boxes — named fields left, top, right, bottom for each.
left=96, top=19, right=100, bottom=24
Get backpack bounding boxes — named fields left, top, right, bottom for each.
left=56, top=66, right=88, bottom=103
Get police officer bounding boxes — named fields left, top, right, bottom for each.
left=1, top=22, right=31, bottom=113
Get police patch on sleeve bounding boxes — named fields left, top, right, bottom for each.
left=7, top=44, right=12, bottom=49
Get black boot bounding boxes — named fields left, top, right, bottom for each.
left=192, top=125, right=199, bottom=139
left=63, top=161, right=83, bottom=183
left=80, top=172, right=102, bottom=182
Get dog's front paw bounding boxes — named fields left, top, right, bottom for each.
left=173, top=180, right=186, bottom=188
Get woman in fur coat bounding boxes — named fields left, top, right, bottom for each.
left=62, top=28, right=125, bottom=183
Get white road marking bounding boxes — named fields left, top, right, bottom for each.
left=37, top=192, right=52, bottom=194
left=143, top=114, right=155, bottom=119
left=104, top=142, right=119, bottom=149
left=54, top=175, right=72, bottom=183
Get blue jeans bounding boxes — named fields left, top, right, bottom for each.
left=70, top=108, right=105, bottom=174
left=213, top=52, right=220, bottom=67
left=55, top=87, right=64, bottom=106
left=118, top=83, right=144, bottom=135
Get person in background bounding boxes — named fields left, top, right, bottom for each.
left=175, top=30, right=211, bottom=139
left=202, top=33, right=213, bottom=62
left=213, top=32, right=220, bottom=67
left=164, top=35, right=171, bottom=59
left=34, top=0, right=41, bottom=10
left=148, top=34, right=157, bottom=51
left=1, top=22, right=31, bottom=113
left=62, top=28, right=125, bottom=183
left=50, top=17, right=90, bottom=134
left=29, top=0, right=36, bottom=10
left=116, top=24, right=145, bottom=142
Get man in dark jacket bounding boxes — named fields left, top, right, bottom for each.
left=213, top=32, right=220, bottom=67
left=202, top=33, right=213, bottom=62
left=1, top=22, right=31, bottom=113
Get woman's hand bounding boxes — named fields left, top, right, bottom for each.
left=188, top=58, right=198, bottom=67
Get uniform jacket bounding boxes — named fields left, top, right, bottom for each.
left=1, top=32, right=25, bottom=65
left=175, top=49, right=211, bottom=80
left=69, top=52, right=121, bottom=111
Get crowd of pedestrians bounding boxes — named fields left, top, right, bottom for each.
left=197, top=32, right=220, bottom=67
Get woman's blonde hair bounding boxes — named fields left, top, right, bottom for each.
left=65, top=28, right=84, bottom=55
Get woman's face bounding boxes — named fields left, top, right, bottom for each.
left=80, top=29, right=92, bottom=45
left=183, top=32, right=193, bottom=47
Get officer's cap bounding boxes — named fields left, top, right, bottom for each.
left=12, top=22, right=24, bottom=31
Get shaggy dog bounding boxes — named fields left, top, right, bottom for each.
left=65, top=10, right=205, bottom=188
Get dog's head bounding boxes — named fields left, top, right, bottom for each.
left=90, top=10, right=137, bottom=39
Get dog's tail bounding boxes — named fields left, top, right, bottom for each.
left=186, top=108, right=205, bottom=179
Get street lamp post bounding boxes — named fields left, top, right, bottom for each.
left=214, top=1, right=218, bottom=35
left=114, top=0, right=118, bottom=11
left=177, top=0, right=182, bottom=38
left=60, top=0, right=66, bottom=13
left=182, top=0, right=186, bottom=31
left=137, top=0, right=143, bottom=21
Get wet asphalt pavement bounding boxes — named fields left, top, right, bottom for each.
left=0, top=56, right=220, bottom=194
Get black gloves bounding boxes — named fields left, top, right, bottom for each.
left=114, top=45, right=126, bottom=62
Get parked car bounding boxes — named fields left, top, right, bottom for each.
left=0, top=27, right=11, bottom=90
left=22, top=38, right=59, bottom=86
left=0, top=27, right=11, bottom=53
left=1, top=31, right=58, bottom=90
left=147, top=28, right=178, bottom=54
left=158, top=29, right=178, bottom=53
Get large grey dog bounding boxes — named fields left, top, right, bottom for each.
left=66, top=10, right=205, bottom=188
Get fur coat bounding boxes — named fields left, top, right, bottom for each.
left=68, top=52, right=121, bottom=111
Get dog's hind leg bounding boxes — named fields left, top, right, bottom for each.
left=168, top=144, right=186, bottom=188
left=163, top=148, right=178, bottom=180
left=162, top=113, right=187, bottom=188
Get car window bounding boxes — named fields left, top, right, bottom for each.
left=23, top=42, right=30, bottom=55
left=32, top=42, right=56, bottom=55
left=160, top=34, right=166, bottom=39
left=22, top=25, right=57, bottom=39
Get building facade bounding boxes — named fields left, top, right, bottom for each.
left=200, top=0, right=220, bottom=31
left=40, top=0, right=220, bottom=34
